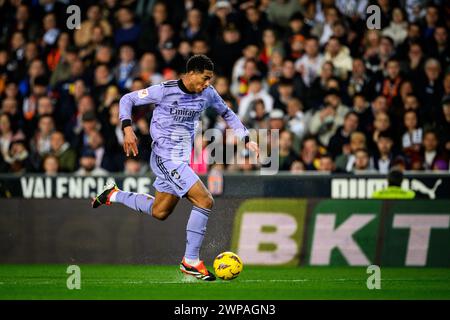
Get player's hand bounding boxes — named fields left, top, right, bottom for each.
left=123, top=126, right=139, bottom=157
left=246, top=141, right=260, bottom=159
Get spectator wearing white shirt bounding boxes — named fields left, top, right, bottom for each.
left=382, top=7, right=408, bottom=46
left=295, top=36, right=324, bottom=87
left=231, top=44, right=260, bottom=92
left=311, top=6, right=340, bottom=47
left=286, top=97, right=306, bottom=141
left=402, top=110, right=423, bottom=153
left=238, top=75, right=273, bottom=122
left=323, top=36, right=352, bottom=80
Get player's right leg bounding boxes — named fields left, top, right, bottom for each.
left=91, top=182, right=179, bottom=219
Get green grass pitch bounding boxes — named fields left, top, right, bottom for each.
left=0, top=265, right=449, bottom=300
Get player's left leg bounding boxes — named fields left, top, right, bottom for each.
left=179, top=180, right=216, bottom=281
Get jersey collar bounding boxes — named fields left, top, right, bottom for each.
left=177, top=79, right=196, bottom=94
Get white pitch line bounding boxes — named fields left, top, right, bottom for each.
left=0, top=278, right=448, bottom=286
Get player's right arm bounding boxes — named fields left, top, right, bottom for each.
left=119, top=84, right=163, bottom=157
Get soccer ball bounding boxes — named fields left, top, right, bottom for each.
left=213, top=251, right=243, bottom=280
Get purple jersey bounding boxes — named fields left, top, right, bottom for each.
left=119, top=79, right=249, bottom=162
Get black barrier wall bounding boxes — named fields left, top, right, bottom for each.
left=0, top=199, right=241, bottom=264
left=1, top=198, right=449, bottom=267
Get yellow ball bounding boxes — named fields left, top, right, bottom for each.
left=213, top=251, right=243, bottom=280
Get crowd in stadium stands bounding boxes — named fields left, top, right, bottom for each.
left=0, top=0, right=449, bottom=176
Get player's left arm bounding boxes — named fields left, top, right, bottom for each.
left=208, top=87, right=260, bottom=158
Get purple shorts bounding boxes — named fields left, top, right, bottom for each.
left=150, top=152, right=199, bottom=198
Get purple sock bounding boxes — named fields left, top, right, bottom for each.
left=115, top=191, right=154, bottom=215
left=184, top=206, right=211, bottom=260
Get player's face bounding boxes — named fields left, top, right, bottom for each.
left=190, top=70, right=213, bottom=93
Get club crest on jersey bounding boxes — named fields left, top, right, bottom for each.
left=138, top=89, right=148, bottom=98
left=171, top=169, right=181, bottom=180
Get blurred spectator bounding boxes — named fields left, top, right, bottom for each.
left=72, top=110, right=99, bottom=155
left=238, top=75, right=273, bottom=122
left=138, top=1, right=169, bottom=52
left=382, top=7, right=408, bottom=46
left=309, top=89, right=350, bottom=146
left=266, top=49, right=284, bottom=86
left=277, top=130, right=298, bottom=171
left=417, top=58, right=444, bottom=125
left=373, top=131, right=397, bottom=174
left=231, top=58, right=260, bottom=98
left=405, top=43, right=425, bottom=81
left=429, top=26, right=450, bottom=69
left=208, top=0, right=235, bottom=43
left=75, top=149, right=108, bottom=176
left=49, top=37, right=76, bottom=86
left=290, top=160, right=305, bottom=173
left=266, top=0, right=303, bottom=29
left=30, top=114, right=55, bottom=159
left=305, top=61, right=335, bottom=110
left=299, top=135, right=321, bottom=171
left=114, top=44, right=138, bottom=90
left=312, top=6, right=340, bottom=46
left=371, top=111, right=391, bottom=147
left=124, top=156, right=148, bottom=175
left=21, top=72, right=47, bottom=121
left=42, top=154, right=59, bottom=176
left=437, top=97, right=450, bottom=155
left=285, top=98, right=306, bottom=141
left=245, top=99, right=270, bottom=130
left=231, top=44, right=260, bottom=91
left=0, top=113, right=24, bottom=160
left=401, top=110, right=423, bottom=158
left=323, top=36, right=352, bottom=80
left=335, top=131, right=367, bottom=172
left=318, top=153, right=336, bottom=172
left=352, top=148, right=375, bottom=173
left=259, top=28, right=284, bottom=67
left=182, top=8, right=206, bottom=41
left=273, top=77, right=296, bottom=112
left=328, top=111, right=359, bottom=158
left=49, top=131, right=77, bottom=173
left=366, top=36, right=395, bottom=75
left=295, top=37, right=324, bottom=88
left=191, top=38, right=210, bottom=56
left=241, top=3, right=271, bottom=46
left=74, top=4, right=112, bottom=48
left=87, top=129, right=121, bottom=172
left=157, top=41, right=185, bottom=75
left=371, top=58, right=402, bottom=107
left=411, top=130, right=448, bottom=171
left=114, top=7, right=141, bottom=47
left=268, top=109, right=285, bottom=131
left=137, top=52, right=163, bottom=85
left=4, top=139, right=32, bottom=174
left=213, top=23, right=243, bottom=79
left=421, top=4, right=440, bottom=40
left=347, top=58, right=370, bottom=101
left=41, top=12, right=60, bottom=49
